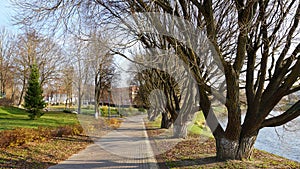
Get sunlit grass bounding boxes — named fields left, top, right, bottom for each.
left=148, top=115, right=163, bottom=128
left=0, top=106, right=79, bottom=131
left=146, top=111, right=213, bottom=137
left=187, top=111, right=213, bottom=137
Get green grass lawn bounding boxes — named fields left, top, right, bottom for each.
left=147, top=111, right=212, bottom=137
left=47, top=104, right=145, bottom=117
left=187, top=111, right=213, bottom=137
left=0, top=106, right=79, bottom=131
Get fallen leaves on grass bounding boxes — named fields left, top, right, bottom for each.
left=0, top=125, right=84, bottom=148
left=0, top=135, right=92, bottom=169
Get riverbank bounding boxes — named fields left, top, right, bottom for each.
left=146, top=122, right=300, bottom=169
left=216, top=110, right=300, bottom=162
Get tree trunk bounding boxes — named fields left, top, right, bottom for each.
left=148, top=109, right=158, bottom=121
left=65, top=99, right=68, bottom=109
left=216, top=137, right=239, bottom=160
left=236, top=135, right=257, bottom=160
left=161, top=111, right=170, bottom=128
left=18, top=78, right=26, bottom=106
left=216, top=135, right=257, bottom=160
left=94, top=102, right=99, bottom=119
left=173, top=121, right=189, bottom=138
left=77, top=86, right=82, bottom=114
left=95, top=74, right=101, bottom=118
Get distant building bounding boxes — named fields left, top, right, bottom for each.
left=100, top=85, right=139, bottom=107
left=44, top=91, right=76, bottom=105
left=44, top=85, right=140, bottom=107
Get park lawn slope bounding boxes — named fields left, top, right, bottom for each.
left=0, top=106, right=124, bottom=168
left=0, top=106, right=79, bottom=130
left=0, top=106, right=92, bottom=169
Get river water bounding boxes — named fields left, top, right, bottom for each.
left=219, top=112, right=300, bottom=162
left=254, top=113, right=300, bottom=162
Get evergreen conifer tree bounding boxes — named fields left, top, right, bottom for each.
left=24, top=64, right=46, bottom=119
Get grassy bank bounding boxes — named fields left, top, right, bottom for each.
left=146, top=115, right=300, bottom=169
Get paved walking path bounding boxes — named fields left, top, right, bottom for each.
left=49, top=115, right=159, bottom=169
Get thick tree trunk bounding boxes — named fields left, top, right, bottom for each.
left=173, top=122, right=188, bottom=138
left=216, top=135, right=257, bottom=160
left=147, top=109, right=153, bottom=120
left=148, top=109, right=158, bottom=121
left=236, top=135, right=257, bottom=160
left=216, top=137, right=239, bottom=160
left=161, top=111, right=170, bottom=129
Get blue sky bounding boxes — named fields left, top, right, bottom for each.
left=0, top=1, right=18, bottom=31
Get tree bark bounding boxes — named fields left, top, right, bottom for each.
left=148, top=108, right=159, bottom=121
left=161, top=111, right=170, bottom=129
left=77, top=86, right=82, bottom=114
left=18, top=78, right=26, bottom=106
left=216, top=135, right=257, bottom=160
left=236, top=135, right=257, bottom=160
left=173, top=122, right=188, bottom=138
left=216, top=137, right=239, bottom=160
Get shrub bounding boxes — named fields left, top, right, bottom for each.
left=101, top=106, right=108, bottom=117
left=111, top=108, right=119, bottom=115
left=0, top=128, right=41, bottom=147
left=138, top=107, right=146, bottom=112
left=105, top=118, right=122, bottom=129
left=0, top=125, right=84, bottom=148
left=52, top=125, right=83, bottom=137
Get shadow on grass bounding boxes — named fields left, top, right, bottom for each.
left=0, top=150, right=56, bottom=169
left=55, top=136, right=93, bottom=143
left=48, top=159, right=157, bottom=169
left=164, top=156, right=220, bottom=168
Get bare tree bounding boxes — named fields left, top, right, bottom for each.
left=13, top=30, right=39, bottom=106
left=130, top=48, right=200, bottom=137
left=86, top=32, right=115, bottom=118
left=62, top=66, right=74, bottom=109
left=65, top=37, right=92, bottom=114
left=114, top=0, right=300, bottom=160
left=13, top=30, right=65, bottom=106
left=0, top=28, right=15, bottom=101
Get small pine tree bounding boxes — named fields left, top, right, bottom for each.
left=24, top=64, right=46, bottom=120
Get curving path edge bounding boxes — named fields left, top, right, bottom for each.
left=48, top=115, right=159, bottom=169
